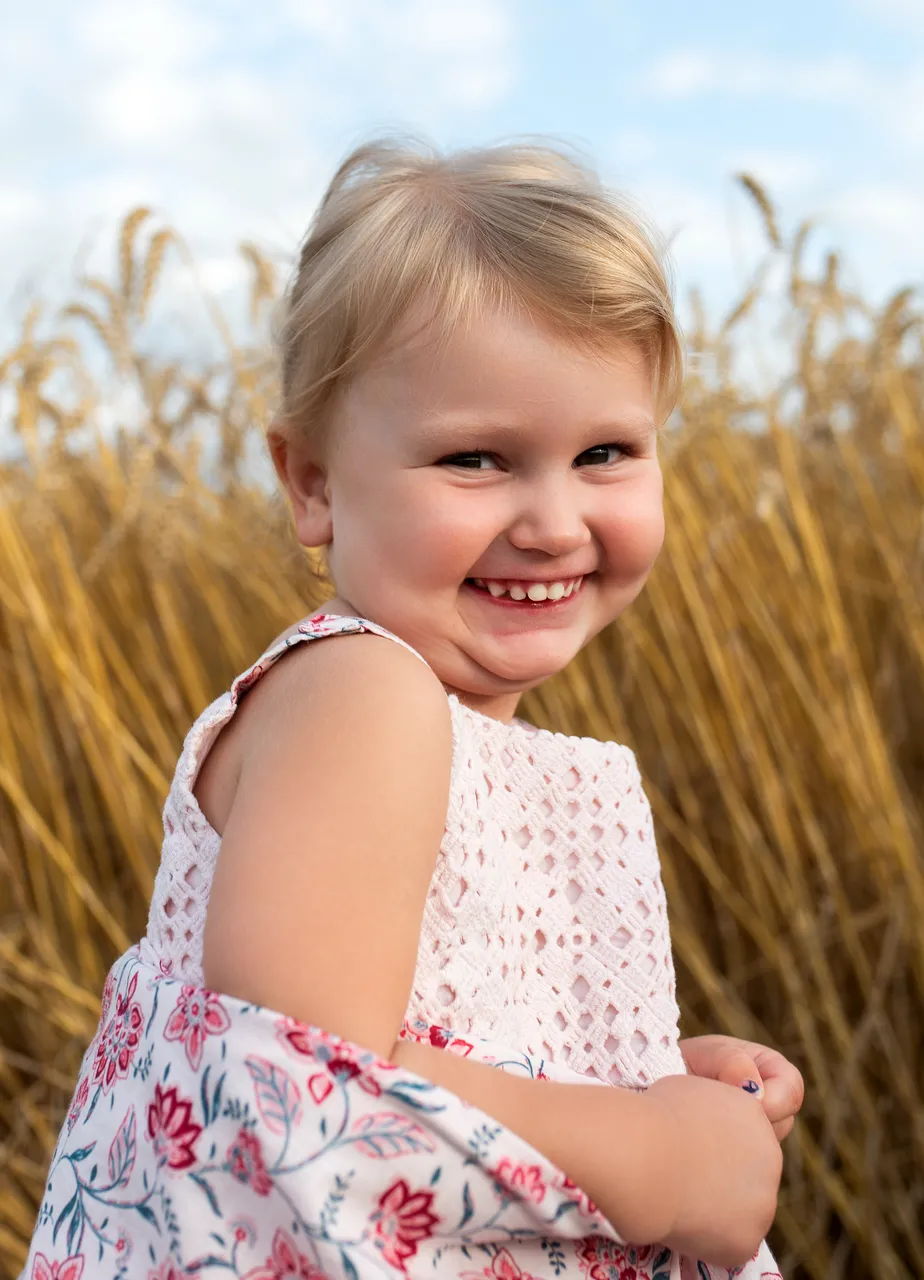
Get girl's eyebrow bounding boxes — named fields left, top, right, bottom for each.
left=416, top=413, right=656, bottom=442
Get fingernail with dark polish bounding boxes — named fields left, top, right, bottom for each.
left=742, top=1080, right=762, bottom=1095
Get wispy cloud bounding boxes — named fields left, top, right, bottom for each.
left=283, top=0, right=516, bottom=109
left=852, top=0, right=924, bottom=31
left=835, top=181, right=924, bottom=238
left=640, top=48, right=924, bottom=157
left=641, top=50, right=877, bottom=108
left=0, top=0, right=517, bottom=316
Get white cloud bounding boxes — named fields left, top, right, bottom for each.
left=852, top=0, right=924, bottom=31
left=284, top=0, right=516, bottom=109
left=609, top=128, right=658, bottom=166
left=644, top=50, right=718, bottom=99
left=642, top=50, right=878, bottom=106
left=0, top=184, right=43, bottom=227
left=640, top=48, right=924, bottom=155
left=834, top=181, right=924, bottom=238
left=633, top=176, right=768, bottom=277
left=0, top=0, right=517, bottom=335
left=77, top=0, right=217, bottom=65
left=722, top=150, right=822, bottom=195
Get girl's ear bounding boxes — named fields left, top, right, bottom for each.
left=268, top=426, right=333, bottom=549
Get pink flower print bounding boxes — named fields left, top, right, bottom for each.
left=242, top=1227, right=327, bottom=1279
left=577, top=1237, right=638, bottom=1280
left=326, top=1054, right=382, bottom=1096
left=427, top=1025, right=474, bottom=1056
left=278, top=1016, right=392, bottom=1097
left=100, top=970, right=116, bottom=1024
left=461, top=1247, right=540, bottom=1280
left=398, top=1018, right=429, bottom=1043
left=491, top=1157, right=546, bottom=1205
left=232, top=1217, right=257, bottom=1246
left=371, top=1178, right=440, bottom=1271
left=163, top=985, right=230, bottom=1070
left=91, top=973, right=143, bottom=1094
left=399, top=1019, right=473, bottom=1057
left=232, top=663, right=265, bottom=705
left=146, top=1081, right=202, bottom=1171
left=276, top=1016, right=338, bottom=1061
left=307, top=1073, right=333, bottom=1105
left=65, top=1076, right=89, bottom=1133
left=147, top=1264, right=183, bottom=1280
left=561, top=1172, right=598, bottom=1216
left=226, top=1127, right=273, bottom=1196
left=30, top=1255, right=84, bottom=1280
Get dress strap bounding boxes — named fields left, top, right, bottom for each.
left=229, top=612, right=431, bottom=707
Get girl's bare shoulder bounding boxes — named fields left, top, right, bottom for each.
left=193, top=622, right=448, bottom=836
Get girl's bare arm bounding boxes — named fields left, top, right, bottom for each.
left=390, top=1034, right=669, bottom=1243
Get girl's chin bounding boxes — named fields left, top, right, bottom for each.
left=469, top=642, right=583, bottom=689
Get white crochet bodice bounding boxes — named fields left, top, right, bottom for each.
left=142, top=613, right=686, bottom=1088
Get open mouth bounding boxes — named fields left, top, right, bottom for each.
left=463, top=576, right=586, bottom=605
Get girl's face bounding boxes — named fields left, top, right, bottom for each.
left=278, top=303, right=664, bottom=723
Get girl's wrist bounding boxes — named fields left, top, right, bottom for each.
left=626, top=1083, right=684, bottom=1244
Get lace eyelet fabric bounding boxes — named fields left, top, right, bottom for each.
left=144, top=613, right=686, bottom=1087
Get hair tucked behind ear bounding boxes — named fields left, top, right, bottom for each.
left=274, top=134, right=682, bottom=447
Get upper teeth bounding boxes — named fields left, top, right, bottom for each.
left=470, top=577, right=582, bottom=601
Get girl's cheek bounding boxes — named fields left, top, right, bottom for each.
left=603, top=505, right=665, bottom=579
left=418, top=498, right=500, bottom=547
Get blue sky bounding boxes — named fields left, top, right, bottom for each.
left=3, top=0, right=922, bottom=344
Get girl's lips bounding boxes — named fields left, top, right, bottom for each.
left=462, top=577, right=586, bottom=607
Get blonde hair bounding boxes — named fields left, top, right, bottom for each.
left=275, top=136, right=682, bottom=443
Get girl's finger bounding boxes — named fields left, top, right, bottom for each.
left=772, top=1115, right=795, bottom=1141
left=708, top=1045, right=766, bottom=1099
left=751, top=1047, right=805, bottom=1122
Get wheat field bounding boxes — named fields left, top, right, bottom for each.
left=0, top=186, right=922, bottom=1279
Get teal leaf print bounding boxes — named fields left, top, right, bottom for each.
left=66, top=1200, right=83, bottom=1255
left=340, top=1247, right=359, bottom=1280
left=52, top=1190, right=78, bottom=1245
left=135, top=1201, right=159, bottom=1230
left=190, top=1172, right=221, bottom=1217
left=244, top=1056, right=303, bottom=1134
left=186, top=1254, right=226, bottom=1271
left=385, top=1080, right=446, bottom=1113
left=107, top=1108, right=137, bottom=1188
left=459, top=1181, right=474, bottom=1228
left=349, top=1112, right=438, bottom=1159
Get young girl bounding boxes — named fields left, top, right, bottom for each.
left=24, top=139, right=803, bottom=1280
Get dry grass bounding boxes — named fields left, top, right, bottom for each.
left=1, top=184, right=922, bottom=1279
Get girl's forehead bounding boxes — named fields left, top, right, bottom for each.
left=367, top=303, right=646, bottom=399
left=337, top=313, right=655, bottom=456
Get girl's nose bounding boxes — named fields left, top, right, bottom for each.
left=507, top=483, right=592, bottom=557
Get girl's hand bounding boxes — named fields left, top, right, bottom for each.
left=643, top=1073, right=783, bottom=1268
left=679, top=1035, right=805, bottom=1140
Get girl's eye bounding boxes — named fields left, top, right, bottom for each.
left=439, top=451, right=499, bottom=470
left=439, top=443, right=633, bottom=470
left=574, top=443, right=629, bottom=467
